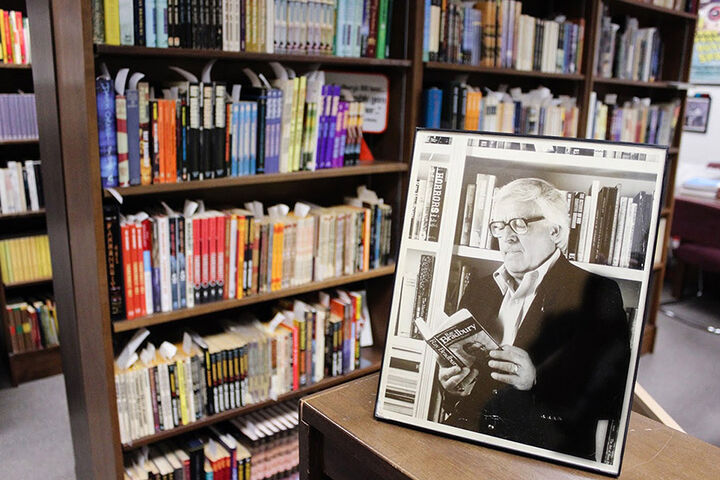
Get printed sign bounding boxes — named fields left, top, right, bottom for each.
left=324, top=72, right=389, bottom=133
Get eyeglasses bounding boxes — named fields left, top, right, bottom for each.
left=488, top=216, right=545, bottom=237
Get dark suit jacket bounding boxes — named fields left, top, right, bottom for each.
left=443, top=254, right=631, bottom=459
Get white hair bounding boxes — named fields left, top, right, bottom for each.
left=494, top=178, right=570, bottom=250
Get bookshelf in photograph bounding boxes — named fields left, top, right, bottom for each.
left=0, top=0, right=59, bottom=388
left=31, top=0, right=695, bottom=476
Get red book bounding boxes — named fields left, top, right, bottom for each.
left=14, top=12, right=25, bottom=64
left=141, top=217, right=153, bottom=314
left=201, top=216, right=210, bottom=303
left=208, top=214, right=218, bottom=301
left=193, top=216, right=202, bottom=305
left=216, top=214, right=226, bottom=300
left=3, top=12, right=13, bottom=63
left=280, top=322, right=299, bottom=391
left=167, top=99, right=177, bottom=182
left=130, top=221, right=142, bottom=318
left=133, top=222, right=146, bottom=317
left=121, top=223, right=135, bottom=319
left=115, top=95, right=129, bottom=187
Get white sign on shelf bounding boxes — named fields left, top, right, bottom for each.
left=324, top=72, right=389, bottom=133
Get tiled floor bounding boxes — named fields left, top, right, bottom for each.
left=1, top=293, right=718, bottom=479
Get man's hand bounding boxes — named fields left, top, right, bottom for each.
left=438, top=366, right=476, bottom=396
left=488, top=346, right=536, bottom=391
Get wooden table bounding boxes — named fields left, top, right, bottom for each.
left=299, top=374, right=720, bottom=480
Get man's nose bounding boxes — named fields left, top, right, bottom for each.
left=499, top=225, right=518, bottom=242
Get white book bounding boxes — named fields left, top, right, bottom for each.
left=142, top=367, right=154, bottom=436
left=413, top=179, right=428, bottom=240
left=586, top=92, right=597, bottom=139
left=460, top=183, right=476, bottom=246
left=408, top=179, right=420, bottom=239
left=582, top=181, right=601, bottom=263
left=227, top=215, right=238, bottom=297
left=11, top=161, right=26, bottom=212
left=397, top=275, right=417, bottom=338
left=479, top=176, right=497, bottom=248
left=156, top=216, right=172, bottom=312
left=184, top=214, right=194, bottom=309
left=118, top=0, right=135, bottom=45
left=184, top=356, right=195, bottom=421
left=419, top=167, right=436, bottom=241
left=314, top=306, right=326, bottom=382
left=115, top=373, right=128, bottom=444
left=24, top=161, right=39, bottom=211
left=0, top=169, right=9, bottom=214
left=469, top=175, right=488, bottom=247
left=621, top=202, right=637, bottom=268
left=157, top=362, right=174, bottom=429
left=612, top=197, right=629, bottom=267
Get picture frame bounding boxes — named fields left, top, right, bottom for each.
left=684, top=95, right=712, bottom=133
left=374, top=129, right=668, bottom=477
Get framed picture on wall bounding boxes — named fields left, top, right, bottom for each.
left=374, top=130, right=668, bottom=476
left=684, top=95, right=712, bottom=133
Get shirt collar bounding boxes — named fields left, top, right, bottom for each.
left=493, top=248, right=562, bottom=297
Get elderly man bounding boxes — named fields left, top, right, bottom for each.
left=439, top=177, right=631, bottom=460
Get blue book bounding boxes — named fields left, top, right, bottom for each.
left=151, top=221, right=161, bottom=313
left=156, top=0, right=168, bottom=48
left=315, top=85, right=329, bottom=170
left=231, top=102, right=240, bottom=176
left=422, top=87, right=443, bottom=128
left=96, top=77, right=119, bottom=188
left=241, top=102, right=250, bottom=176
left=177, top=216, right=186, bottom=309
left=126, top=89, right=141, bottom=185
left=145, top=0, right=156, bottom=47
left=250, top=102, right=258, bottom=175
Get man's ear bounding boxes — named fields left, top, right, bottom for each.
left=549, top=223, right=561, bottom=242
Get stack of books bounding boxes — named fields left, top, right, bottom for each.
left=595, top=3, right=663, bottom=82
left=105, top=194, right=392, bottom=321
left=121, top=401, right=298, bottom=479
left=0, top=234, right=52, bottom=284
left=0, top=160, right=44, bottom=215
left=96, top=67, right=369, bottom=188
left=4, top=298, right=59, bottom=354
left=586, top=93, right=681, bottom=146
left=0, top=94, right=38, bottom=141
left=95, top=0, right=394, bottom=59
left=423, top=0, right=585, bottom=74
left=0, top=9, right=31, bottom=65
left=114, top=289, right=371, bottom=443
left=422, top=85, right=579, bottom=138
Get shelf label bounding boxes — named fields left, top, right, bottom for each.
left=325, top=72, right=389, bottom=133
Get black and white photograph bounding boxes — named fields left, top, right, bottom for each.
left=684, top=95, right=712, bottom=133
left=376, top=130, right=667, bottom=476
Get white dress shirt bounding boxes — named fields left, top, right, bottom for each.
left=492, top=248, right=562, bottom=346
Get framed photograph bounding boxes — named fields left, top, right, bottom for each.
left=684, top=95, right=712, bottom=133
left=374, top=130, right=668, bottom=476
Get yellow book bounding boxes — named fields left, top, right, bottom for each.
left=287, top=77, right=300, bottom=172
left=0, top=242, right=7, bottom=282
left=43, top=235, right=52, bottom=277
left=294, top=76, right=307, bottom=171
left=103, top=0, right=120, bottom=45
left=0, top=10, right=5, bottom=63
left=15, top=238, right=27, bottom=282
left=176, top=358, right=189, bottom=426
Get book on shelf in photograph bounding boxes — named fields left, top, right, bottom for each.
left=585, top=92, right=681, bottom=146
left=114, top=286, right=372, bottom=443
left=94, top=0, right=394, bottom=59
left=0, top=9, right=31, bottom=65
left=0, top=160, right=44, bottom=215
left=122, top=400, right=299, bottom=479
left=457, top=175, right=655, bottom=270
left=0, top=93, right=38, bottom=142
left=96, top=64, right=371, bottom=188
left=422, top=84, right=579, bottom=137
left=104, top=188, right=392, bottom=321
left=423, top=0, right=584, bottom=74
left=594, top=3, right=664, bottom=82
left=4, top=297, right=59, bottom=354
left=0, top=234, right=52, bottom=284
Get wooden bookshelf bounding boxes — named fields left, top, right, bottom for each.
left=0, top=1, right=59, bottom=389
left=113, top=265, right=396, bottom=332
left=424, top=62, right=585, bottom=81
left=95, top=44, right=413, bottom=68
left=102, top=162, right=409, bottom=199
left=0, top=208, right=46, bottom=220
left=29, top=0, right=695, bottom=477
left=0, top=138, right=39, bottom=145
left=3, top=277, right=53, bottom=289
left=122, top=347, right=383, bottom=449
left=0, top=63, right=32, bottom=69
left=609, top=0, right=697, bottom=20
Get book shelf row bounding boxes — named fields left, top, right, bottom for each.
left=106, top=191, right=392, bottom=323
left=0, top=159, right=44, bottom=215
left=0, top=234, right=52, bottom=285
left=0, top=9, right=31, bottom=65
left=97, top=67, right=379, bottom=188
left=95, top=0, right=396, bottom=60
left=123, top=399, right=300, bottom=479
